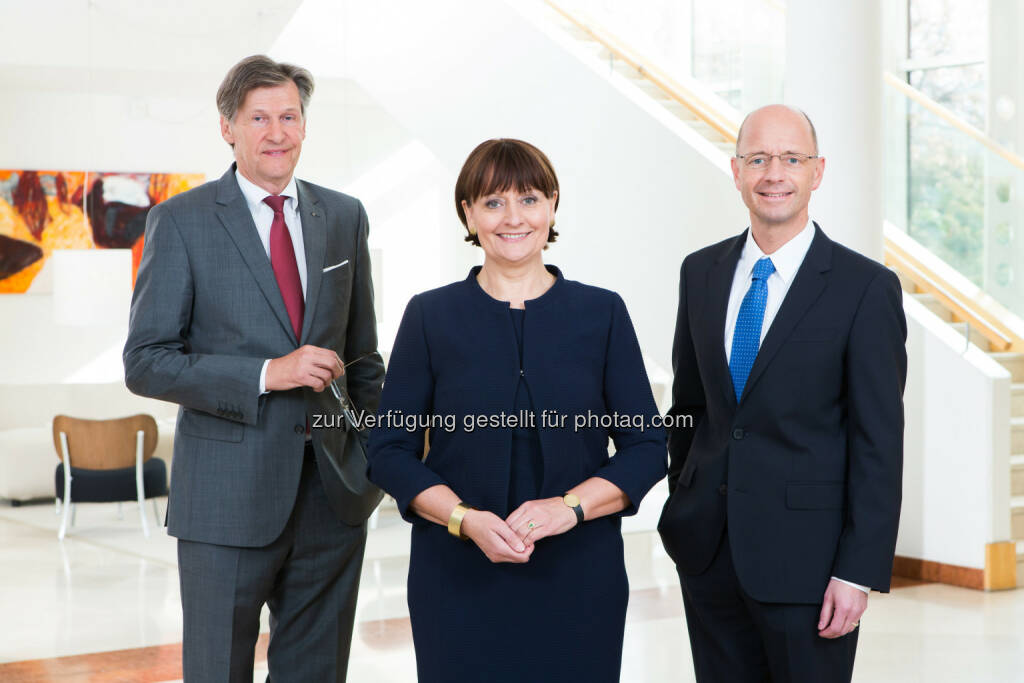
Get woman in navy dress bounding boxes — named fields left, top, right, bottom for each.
left=366, top=139, right=666, bottom=682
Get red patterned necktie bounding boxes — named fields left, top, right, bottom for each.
left=263, top=195, right=304, bottom=340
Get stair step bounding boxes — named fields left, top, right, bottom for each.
left=563, top=23, right=595, bottom=41
left=662, top=101, right=698, bottom=120
left=689, top=121, right=728, bottom=143
left=1013, top=454, right=1024, bottom=497
left=1014, top=496, right=1024, bottom=540
left=991, top=352, right=1024, bottom=382
left=611, top=59, right=644, bottom=79
left=1013, top=418, right=1024, bottom=453
left=911, top=293, right=953, bottom=322
left=947, top=322, right=993, bottom=351
left=1018, top=541, right=1024, bottom=587
left=1012, top=384, right=1024, bottom=416
left=634, top=80, right=668, bottom=99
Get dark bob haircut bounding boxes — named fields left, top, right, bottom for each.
left=454, top=138, right=560, bottom=246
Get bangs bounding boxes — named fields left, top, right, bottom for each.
left=472, top=142, right=558, bottom=200
left=455, top=139, right=560, bottom=227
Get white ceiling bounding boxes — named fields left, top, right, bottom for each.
left=0, top=0, right=305, bottom=91
left=0, top=0, right=384, bottom=106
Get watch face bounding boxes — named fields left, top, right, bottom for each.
left=563, top=493, right=580, bottom=507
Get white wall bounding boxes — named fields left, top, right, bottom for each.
left=897, top=296, right=1012, bottom=570
left=272, top=0, right=748, bottom=371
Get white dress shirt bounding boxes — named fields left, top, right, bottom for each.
left=723, top=220, right=814, bottom=363
left=724, top=219, right=869, bottom=595
left=234, top=170, right=306, bottom=394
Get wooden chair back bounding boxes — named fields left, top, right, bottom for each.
left=52, top=414, right=158, bottom=470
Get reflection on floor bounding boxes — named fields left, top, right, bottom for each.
left=0, top=498, right=1022, bottom=682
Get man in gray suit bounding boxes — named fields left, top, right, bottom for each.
left=124, top=55, right=384, bottom=682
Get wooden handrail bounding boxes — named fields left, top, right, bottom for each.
left=545, top=0, right=740, bottom=144
left=884, top=72, right=1024, bottom=173
left=883, top=232, right=1024, bottom=352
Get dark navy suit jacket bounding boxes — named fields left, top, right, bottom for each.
left=367, top=266, right=666, bottom=522
left=658, top=225, right=907, bottom=604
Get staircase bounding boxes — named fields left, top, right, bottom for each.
left=901, top=289, right=1024, bottom=585
left=541, top=0, right=738, bottom=156
left=542, top=0, right=1024, bottom=588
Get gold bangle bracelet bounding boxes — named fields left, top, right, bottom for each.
left=447, top=502, right=474, bottom=540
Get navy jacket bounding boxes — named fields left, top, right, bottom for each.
left=658, top=225, right=907, bottom=603
left=367, top=266, right=667, bottom=521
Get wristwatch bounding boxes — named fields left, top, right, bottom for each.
left=562, top=493, right=584, bottom=525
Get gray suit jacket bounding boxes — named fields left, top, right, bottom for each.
left=124, top=165, right=385, bottom=547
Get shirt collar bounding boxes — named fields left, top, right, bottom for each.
left=738, top=219, right=815, bottom=285
left=234, top=168, right=298, bottom=214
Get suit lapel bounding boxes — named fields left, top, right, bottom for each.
left=740, top=224, right=833, bottom=403
left=297, top=180, right=325, bottom=345
left=704, top=232, right=746, bottom=411
left=214, top=167, right=297, bottom=345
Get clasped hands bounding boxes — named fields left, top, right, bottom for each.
left=461, top=497, right=579, bottom=564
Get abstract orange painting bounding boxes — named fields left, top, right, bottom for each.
left=0, top=170, right=204, bottom=292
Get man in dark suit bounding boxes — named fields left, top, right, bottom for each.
left=123, top=55, right=384, bottom=682
left=658, top=104, right=906, bottom=682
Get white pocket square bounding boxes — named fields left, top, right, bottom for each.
left=323, top=260, right=349, bottom=273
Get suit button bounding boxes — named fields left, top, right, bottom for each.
left=732, top=428, right=745, bottom=440
left=294, top=424, right=304, bottom=434
left=718, top=484, right=727, bottom=495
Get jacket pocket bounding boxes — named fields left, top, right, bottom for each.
left=179, top=408, right=244, bottom=443
left=785, top=481, right=844, bottom=510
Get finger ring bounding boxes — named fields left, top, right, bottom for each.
left=527, top=521, right=536, bottom=529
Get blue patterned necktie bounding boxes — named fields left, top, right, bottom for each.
left=729, top=257, right=776, bottom=401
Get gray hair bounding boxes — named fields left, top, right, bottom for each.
left=216, top=55, right=314, bottom=123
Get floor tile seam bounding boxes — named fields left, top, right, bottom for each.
left=0, top=515, right=179, bottom=569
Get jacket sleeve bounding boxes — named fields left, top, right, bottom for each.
left=666, top=258, right=705, bottom=495
left=591, top=294, right=668, bottom=515
left=365, top=295, right=447, bottom=523
left=831, top=268, right=907, bottom=591
left=122, top=203, right=264, bottom=425
left=342, top=200, right=385, bottom=414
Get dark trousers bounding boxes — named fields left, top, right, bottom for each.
left=678, top=530, right=858, bottom=683
left=178, top=446, right=368, bottom=683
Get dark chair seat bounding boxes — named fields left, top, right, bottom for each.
left=52, top=413, right=164, bottom=538
left=56, top=457, right=168, bottom=503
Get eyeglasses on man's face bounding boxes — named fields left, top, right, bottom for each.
left=735, top=152, right=820, bottom=170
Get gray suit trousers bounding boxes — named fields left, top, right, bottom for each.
left=178, top=447, right=367, bottom=683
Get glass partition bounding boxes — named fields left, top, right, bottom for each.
left=885, top=81, right=1024, bottom=317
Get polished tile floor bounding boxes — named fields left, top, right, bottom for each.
left=0, top=496, right=1022, bottom=682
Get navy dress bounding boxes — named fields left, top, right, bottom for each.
left=367, top=267, right=666, bottom=682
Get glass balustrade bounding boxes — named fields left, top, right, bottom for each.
left=884, top=79, right=1024, bottom=318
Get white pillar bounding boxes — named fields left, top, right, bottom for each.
left=784, top=0, right=883, bottom=260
